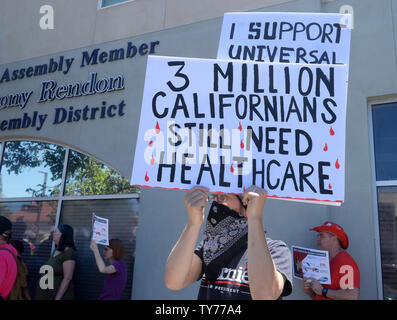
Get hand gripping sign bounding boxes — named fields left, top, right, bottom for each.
left=130, top=55, right=348, bottom=205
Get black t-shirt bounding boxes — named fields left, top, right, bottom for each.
left=194, top=237, right=293, bottom=300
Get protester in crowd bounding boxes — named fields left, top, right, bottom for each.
left=35, top=224, right=77, bottom=300
left=164, top=185, right=293, bottom=300
left=12, top=219, right=31, bottom=257
left=0, top=216, right=19, bottom=300
left=90, top=239, right=127, bottom=300
left=302, top=221, right=360, bottom=300
left=8, top=239, right=31, bottom=300
left=10, top=239, right=25, bottom=256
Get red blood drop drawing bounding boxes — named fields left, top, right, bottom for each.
left=335, top=159, right=340, bottom=169
left=150, top=155, right=155, bottom=165
left=230, top=164, right=234, bottom=173
left=238, top=122, right=242, bottom=131
left=328, top=183, right=332, bottom=189
left=155, top=121, right=160, bottom=134
left=323, top=143, right=328, bottom=152
left=148, top=139, right=153, bottom=147
left=144, top=172, right=149, bottom=182
left=240, top=140, right=244, bottom=149
left=330, top=126, right=335, bottom=136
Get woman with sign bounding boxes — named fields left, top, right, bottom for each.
left=90, top=239, right=127, bottom=300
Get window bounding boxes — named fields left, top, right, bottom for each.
left=65, top=150, right=138, bottom=196
left=0, top=200, right=58, bottom=298
left=372, top=102, right=397, bottom=299
left=60, top=199, right=138, bottom=299
left=377, top=187, right=397, bottom=299
left=0, top=140, right=139, bottom=299
left=0, top=141, right=65, bottom=198
left=372, top=103, right=397, bottom=181
left=99, top=0, right=133, bottom=9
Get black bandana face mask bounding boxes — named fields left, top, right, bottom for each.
left=201, top=201, right=248, bottom=281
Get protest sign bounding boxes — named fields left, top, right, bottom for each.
left=92, top=213, right=109, bottom=245
left=217, top=12, right=352, bottom=65
left=130, top=55, right=348, bottom=205
left=292, top=245, right=331, bottom=284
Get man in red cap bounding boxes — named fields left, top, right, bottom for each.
left=302, top=221, right=360, bottom=300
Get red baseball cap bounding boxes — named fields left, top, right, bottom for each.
left=310, top=221, right=349, bottom=249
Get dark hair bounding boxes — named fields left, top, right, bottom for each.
left=0, top=216, right=12, bottom=241
left=57, top=224, right=76, bottom=252
left=109, top=239, right=125, bottom=260
left=10, top=239, right=24, bottom=255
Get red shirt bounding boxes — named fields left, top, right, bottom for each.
left=315, top=251, right=360, bottom=300
left=0, top=244, right=19, bottom=299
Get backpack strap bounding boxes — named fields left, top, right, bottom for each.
left=0, top=247, right=18, bottom=262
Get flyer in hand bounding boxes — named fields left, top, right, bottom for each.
left=292, top=245, right=331, bottom=284
left=91, top=212, right=109, bottom=246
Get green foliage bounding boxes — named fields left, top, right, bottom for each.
left=2, top=141, right=61, bottom=177
left=1, top=141, right=138, bottom=197
left=65, top=155, right=139, bottom=196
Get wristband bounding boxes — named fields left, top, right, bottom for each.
left=322, top=287, right=328, bottom=298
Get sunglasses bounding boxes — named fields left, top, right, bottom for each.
left=1, top=231, right=12, bottom=240
left=210, top=193, right=229, bottom=202
left=104, top=247, right=112, bottom=251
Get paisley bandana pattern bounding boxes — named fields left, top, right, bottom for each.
left=200, top=201, right=248, bottom=281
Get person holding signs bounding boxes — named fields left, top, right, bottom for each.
left=302, top=221, right=360, bottom=300
left=164, top=185, right=293, bottom=300
left=90, top=239, right=127, bottom=300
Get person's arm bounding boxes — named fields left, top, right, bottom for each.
left=90, top=240, right=116, bottom=274
left=309, top=278, right=360, bottom=300
left=164, top=186, right=208, bottom=291
left=243, top=186, right=286, bottom=300
left=55, top=259, right=75, bottom=300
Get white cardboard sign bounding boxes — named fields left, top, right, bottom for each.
left=130, top=55, right=348, bottom=205
left=217, top=12, right=352, bottom=65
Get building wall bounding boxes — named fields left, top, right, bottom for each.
left=1, top=0, right=396, bottom=300
left=0, top=0, right=293, bottom=65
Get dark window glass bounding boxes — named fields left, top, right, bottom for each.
left=101, top=0, right=129, bottom=8
left=377, top=187, right=397, bottom=300
left=0, top=201, right=58, bottom=298
left=59, top=199, right=139, bottom=300
left=372, top=103, right=397, bottom=181
left=0, top=141, right=65, bottom=197
left=65, top=150, right=138, bottom=196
